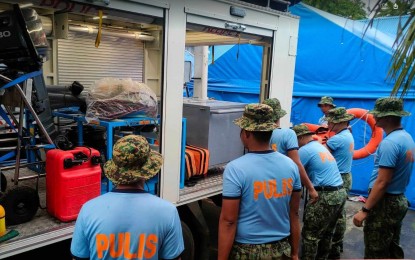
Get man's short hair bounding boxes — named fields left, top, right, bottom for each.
left=250, top=131, right=273, bottom=143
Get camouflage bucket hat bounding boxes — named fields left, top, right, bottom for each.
left=318, top=96, right=336, bottom=107
left=369, top=97, right=411, bottom=118
left=324, top=107, right=354, bottom=123
left=103, top=135, right=163, bottom=185
left=292, top=124, right=315, bottom=137
left=262, top=98, right=287, bottom=120
left=233, top=103, right=278, bottom=131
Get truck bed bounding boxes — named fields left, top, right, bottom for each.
left=178, top=173, right=223, bottom=206
left=0, top=168, right=224, bottom=258
left=0, top=168, right=75, bottom=258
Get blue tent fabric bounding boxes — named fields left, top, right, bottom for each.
left=185, top=3, right=415, bottom=208
left=293, top=4, right=403, bottom=95
left=290, top=4, right=415, bottom=208
left=208, top=44, right=263, bottom=82
left=185, top=44, right=262, bottom=100
left=292, top=96, right=415, bottom=207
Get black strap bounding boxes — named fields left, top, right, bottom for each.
left=314, top=185, right=343, bottom=191
left=185, top=150, right=195, bottom=179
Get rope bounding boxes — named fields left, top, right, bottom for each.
left=349, top=109, right=379, bottom=157
left=95, top=10, right=103, bottom=48
left=349, top=110, right=369, bottom=148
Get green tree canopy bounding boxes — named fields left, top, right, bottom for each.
left=302, top=0, right=367, bottom=19
left=368, top=0, right=415, bottom=96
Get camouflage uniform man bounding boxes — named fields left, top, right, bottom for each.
left=218, top=104, right=302, bottom=260
left=318, top=96, right=336, bottom=127
left=353, top=97, right=414, bottom=258
left=71, top=135, right=184, bottom=260
left=323, top=107, right=355, bottom=259
left=292, top=124, right=347, bottom=260
left=263, top=98, right=319, bottom=203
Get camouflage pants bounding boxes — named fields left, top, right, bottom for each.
left=301, top=188, right=347, bottom=260
left=230, top=237, right=291, bottom=260
left=341, top=173, right=352, bottom=194
left=363, top=195, right=408, bottom=259
left=329, top=173, right=351, bottom=257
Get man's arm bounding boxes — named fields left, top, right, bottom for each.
left=323, top=143, right=332, bottom=152
left=289, top=191, right=301, bottom=260
left=287, top=150, right=319, bottom=203
left=218, top=198, right=240, bottom=260
left=353, top=167, right=393, bottom=227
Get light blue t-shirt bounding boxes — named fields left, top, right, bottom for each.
left=222, top=151, right=302, bottom=244
left=70, top=190, right=184, bottom=260
left=270, top=128, right=299, bottom=155
left=298, top=140, right=343, bottom=187
left=326, top=128, right=354, bottom=174
left=369, top=128, right=415, bottom=194
left=318, top=116, right=327, bottom=127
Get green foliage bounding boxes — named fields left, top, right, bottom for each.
left=303, top=0, right=367, bottom=19
left=368, top=0, right=415, bottom=96
left=375, top=0, right=412, bottom=17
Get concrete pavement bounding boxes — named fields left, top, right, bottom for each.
left=201, top=196, right=415, bottom=259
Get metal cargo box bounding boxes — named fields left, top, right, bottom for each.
left=183, top=98, right=246, bottom=167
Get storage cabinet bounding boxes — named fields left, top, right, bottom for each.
left=183, top=99, right=246, bottom=167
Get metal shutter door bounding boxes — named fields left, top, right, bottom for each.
left=57, top=31, right=144, bottom=91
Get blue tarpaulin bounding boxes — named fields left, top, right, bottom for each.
left=186, top=3, right=415, bottom=208
left=292, top=5, right=415, bottom=208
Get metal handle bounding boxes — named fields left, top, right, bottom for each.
left=211, top=108, right=244, bottom=114
left=225, top=22, right=246, bottom=32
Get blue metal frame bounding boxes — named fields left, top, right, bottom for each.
left=0, top=71, right=55, bottom=170
left=53, top=110, right=159, bottom=192
left=180, top=118, right=186, bottom=189
left=53, top=110, right=188, bottom=195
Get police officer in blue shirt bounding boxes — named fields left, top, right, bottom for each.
left=353, top=97, right=414, bottom=259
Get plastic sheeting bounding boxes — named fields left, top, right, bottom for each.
left=86, top=78, right=158, bottom=121
left=290, top=4, right=415, bottom=208
left=291, top=4, right=414, bottom=98
left=185, top=44, right=262, bottom=100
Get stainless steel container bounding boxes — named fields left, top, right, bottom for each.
left=183, top=98, right=246, bottom=167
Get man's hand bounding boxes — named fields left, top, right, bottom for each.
left=320, top=136, right=328, bottom=145
left=313, top=135, right=328, bottom=145
left=353, top=210, right=368, bottom=227
left=308, top=188, right=319, bottom=204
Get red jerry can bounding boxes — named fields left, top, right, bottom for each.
left=46, top=147, right=102, bottom=222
